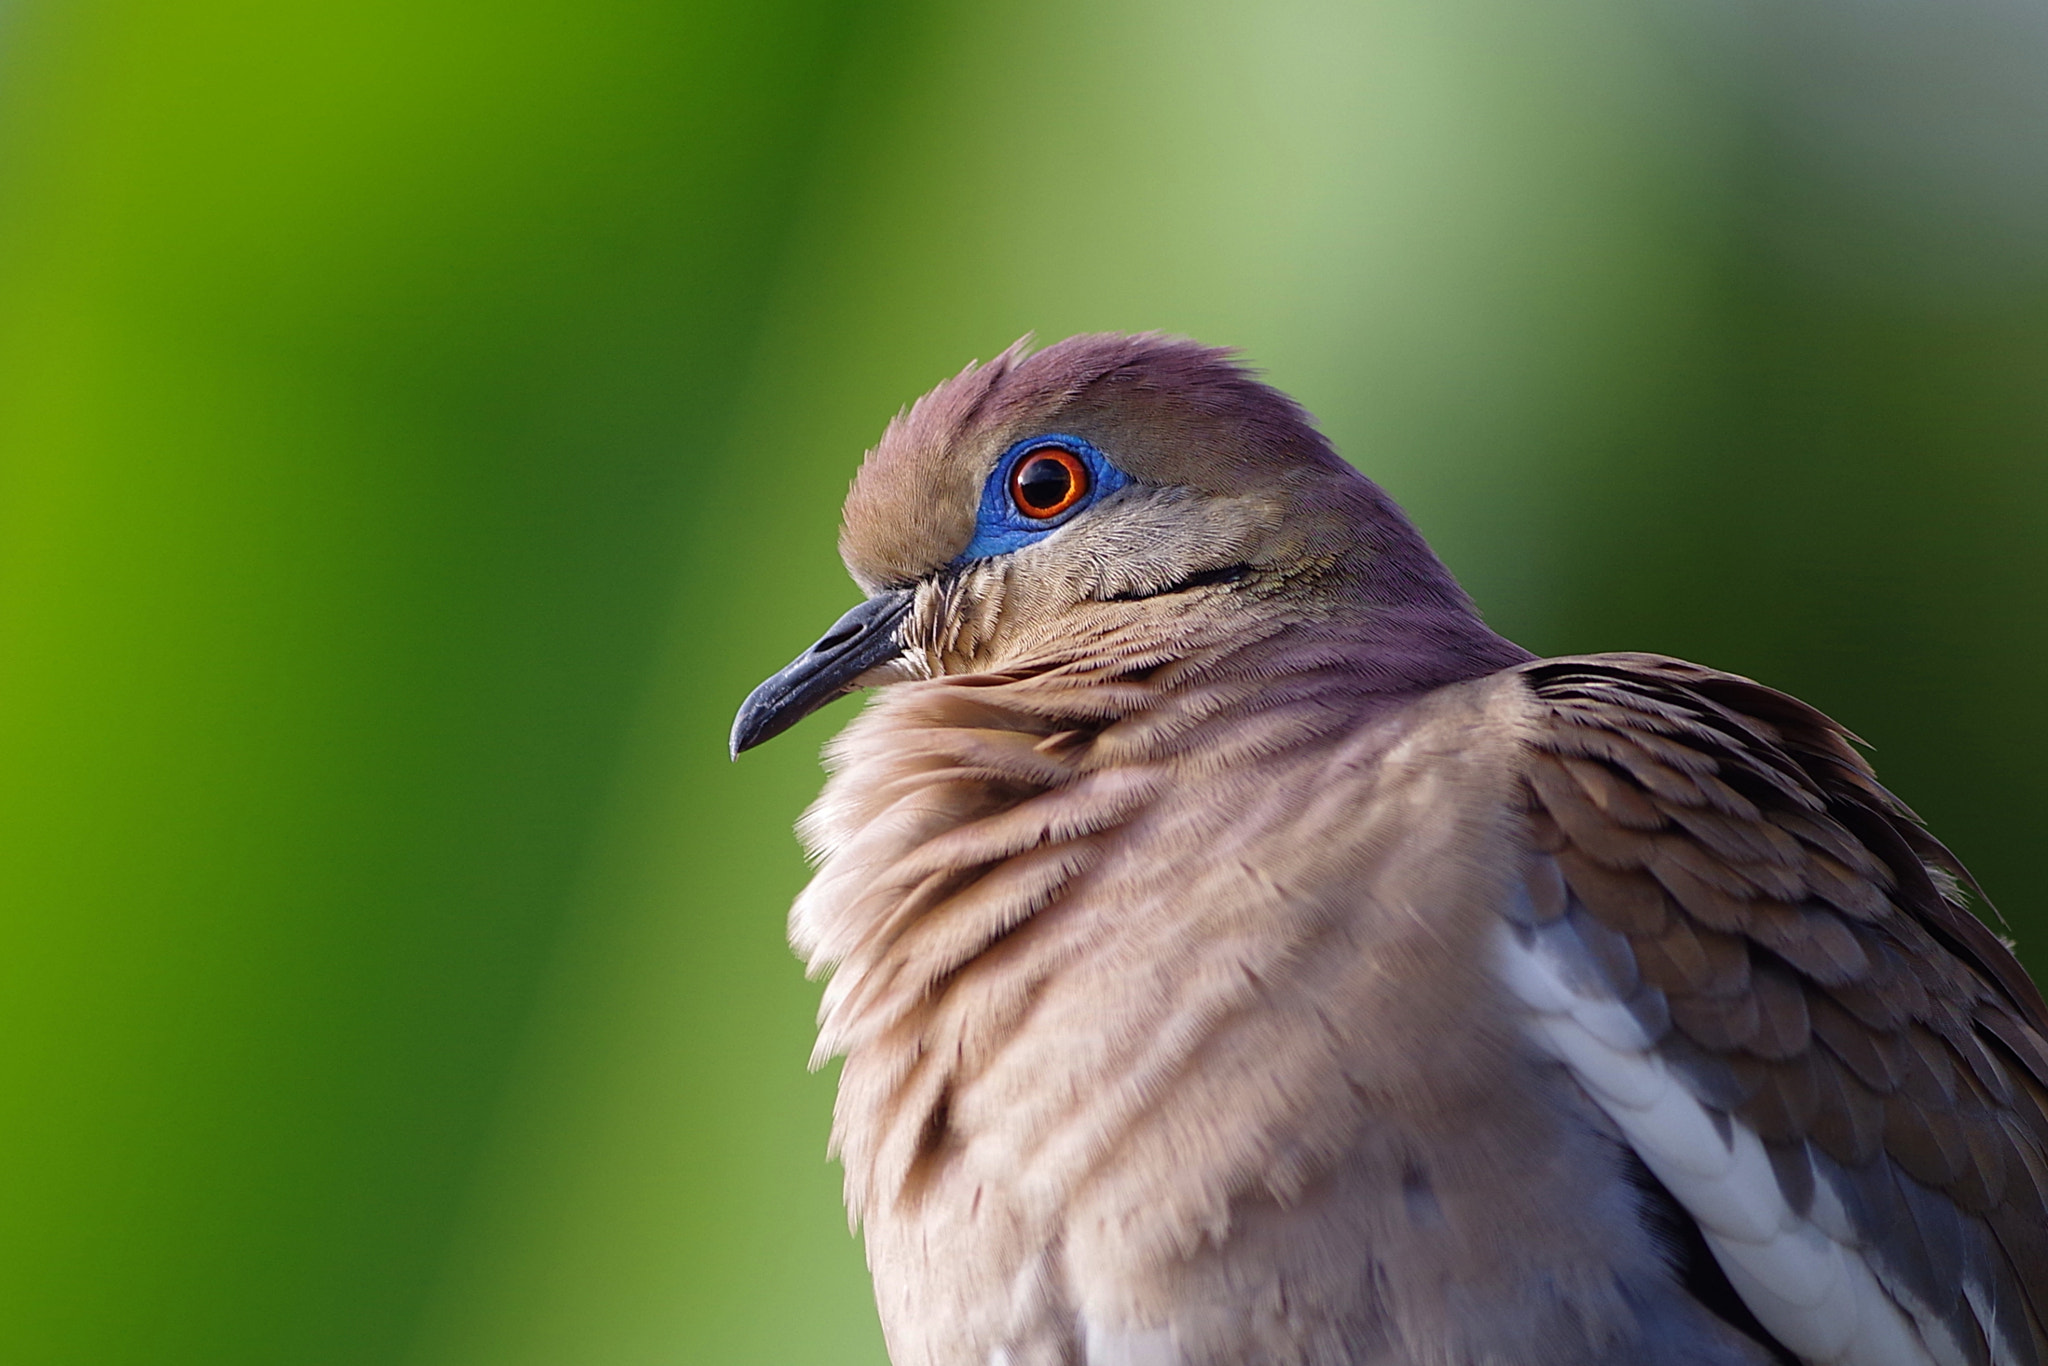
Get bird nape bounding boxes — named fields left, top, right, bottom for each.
left=731, top=333, right=2048, bottom=1366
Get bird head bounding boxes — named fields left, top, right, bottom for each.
left=731, top=332, right=1507, bottom=756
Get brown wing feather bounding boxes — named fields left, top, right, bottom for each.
left=1519, top=653, right=2048, bottom=1363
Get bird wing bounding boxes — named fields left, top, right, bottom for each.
left=1497, top=654, right=2048, bottom=1366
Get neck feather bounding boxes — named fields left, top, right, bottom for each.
left=788, top=610, right=1526, bottom=1217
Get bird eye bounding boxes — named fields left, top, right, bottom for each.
left=1008, top=448, right=1090, bottom=520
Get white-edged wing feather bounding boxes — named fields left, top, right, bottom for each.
left=1495, top=910, right=1971, bottom=1366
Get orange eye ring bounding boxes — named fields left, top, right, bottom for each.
left=1008, top=447, right=1090, bottom=520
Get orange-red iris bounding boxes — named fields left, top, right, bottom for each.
left=1008, top=448, right=1090, bottom=519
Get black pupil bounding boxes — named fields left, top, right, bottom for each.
left=1017, top=456, right=1074, bottom=513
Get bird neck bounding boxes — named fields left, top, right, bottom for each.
left=785, top=605, right=1527, bottom=1235
left=790, top=598, right=1527, bottom=1031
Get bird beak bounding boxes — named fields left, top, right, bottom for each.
left=730, top=588, right=916, bottom=757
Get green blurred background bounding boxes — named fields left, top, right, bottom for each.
left=2, top=1, right=2045, bottom=1362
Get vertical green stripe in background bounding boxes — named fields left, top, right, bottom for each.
left=2, top=2, right=2044, bottom=1365
left=0, top=2, right=869, bottom=1362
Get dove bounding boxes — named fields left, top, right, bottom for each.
left=731, top=333, right=2048, bottom=1366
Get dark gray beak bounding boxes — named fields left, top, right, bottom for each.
left=730, top=589, right=915, bottom=757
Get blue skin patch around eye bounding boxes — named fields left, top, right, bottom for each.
left=958, top=434, right=1132, bottom=562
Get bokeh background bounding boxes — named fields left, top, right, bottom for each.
left=3, top=1, right=2046, bottom=1362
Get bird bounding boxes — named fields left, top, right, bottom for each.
left=730, top=333, right=2048, bottom=1366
